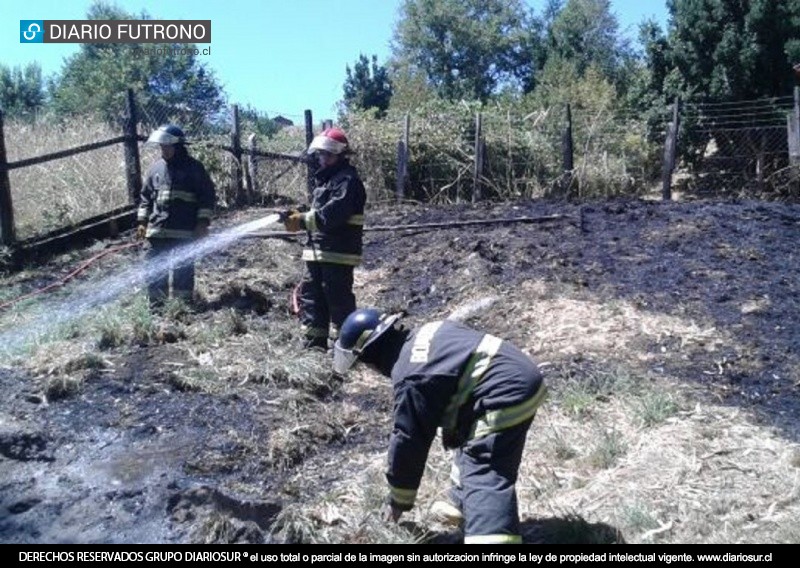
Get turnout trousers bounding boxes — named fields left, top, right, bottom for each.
left=145, top=238, right=195, bottom=306
left=449, top=416, right=535, bottom=544
left=299, top=261, right=356, bottom=348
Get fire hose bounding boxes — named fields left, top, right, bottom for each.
left=279, top=213, right=571, bottom=317
left=0, top=213, right=572, bottom=313
left=0, top=241, right=143, bottom=311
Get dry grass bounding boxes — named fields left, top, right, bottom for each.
left=343, top=105, right=660, bottom=203
left=285, top=260, right=800, bottom=544
left=14, top=339, right=112, bottom=401
left=5, top=116, right=131, bottom=239
left=2, top=204, right=799, bottom=544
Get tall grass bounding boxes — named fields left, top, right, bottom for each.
left=6, top=115, right=129, bottom=239
left=3, top=99, right=663, bottom=241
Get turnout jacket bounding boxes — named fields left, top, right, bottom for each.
left=301, top=159, right=366, bottom=266
left=386, top=320, right=546, bottom=511
left=137, top=149, right=215, bottom=240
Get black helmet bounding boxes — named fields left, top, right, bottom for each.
left=146, top=124, right=186, bottom=146
left=333, top=308, right=403, bottom=374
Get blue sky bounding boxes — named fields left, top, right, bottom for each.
left=3, top=0, right=669, bottom=123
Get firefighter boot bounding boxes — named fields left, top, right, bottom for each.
left=430, top=498, right=464, bottom=527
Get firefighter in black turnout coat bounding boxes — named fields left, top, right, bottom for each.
left=333, top=309, right=547, bottom=544
left=137, top=124, right=215, bottom=308
left=283, top=127, right=366, bottom=349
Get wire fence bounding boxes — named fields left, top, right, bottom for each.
left=344, top=105, right=671, bottom=204
left=132, top=95, right=674, bottom=205
left=678, top=96, right=799, bottom=198
left=2, top=90, right=799, bottom=245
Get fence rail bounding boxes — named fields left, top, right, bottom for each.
left=2, top=88, right=800, bottom=259
left=0, top=88, right=313, bottom=251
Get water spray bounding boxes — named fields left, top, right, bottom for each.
left=0, top=213, right=283, bottom=357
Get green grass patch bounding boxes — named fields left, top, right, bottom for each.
left=589, top=427, right=627, bottom=469
left=634, top=390, right=679, bottom=427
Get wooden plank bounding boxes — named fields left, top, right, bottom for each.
left=248, top=133, right=259, bottom=198
left=661, top=97, right=680, bottom=201
left=1, top=136, right=127, bottom=172
left=791, top=87, right=800, bottom=166
left=787, top=114, right=800, bottom=165
left=16, top=207, right=138, bottom=266
left=212, top=144, right=304, bottom=163
left=16, top=204, right=137, bottom=245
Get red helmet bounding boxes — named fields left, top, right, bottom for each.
left=308, top=127, right=349, bottom=154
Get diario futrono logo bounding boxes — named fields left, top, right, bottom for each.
left=20, top=20, right=44, bottom=43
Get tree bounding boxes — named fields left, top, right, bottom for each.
left=548, top=0, right=630, bottom=85
left=50, top=1, right=225, bottom=127
left=238, top=105, right=279, bottom=139
left=0, top=63, right=45, bottom=119
left=386, top=64, right=436, bottom=112
left=391, top=0, right=533, bottom=101
left=647, top=0, right=800, bottom=101
left=343, top=54, right=393, bottom=115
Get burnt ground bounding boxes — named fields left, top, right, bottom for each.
left=1, top=198, right=799, bottom=544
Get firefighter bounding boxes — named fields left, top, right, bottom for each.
left=136, top=124, right=216, bottom=308
left=283, top=127, right=366, bottom=349
left=333, top=309, right=547, bottom=544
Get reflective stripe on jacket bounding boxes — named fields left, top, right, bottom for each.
left=302, top=159, right=366, bottom=265
left=138, top=148, right=216, bottom=240
left=386, top=320, right=546, bottom=510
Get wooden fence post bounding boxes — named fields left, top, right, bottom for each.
left=0, top=110, right=15, bottom=246
left=305, top=110, right=314, bottom=195
left=791, top=87, right=800, bottom=166
left=243, top=134, right=253, bottom=201
left=231, top=104, right=245, bottom=205
left=248, top=133, right=259, bottom=202
left=472, top=112, right=484, bottom=203
left=123, top=89, right=142, bottom=205
left=787, top=113, right=799, bottom=165
left=756, top=130, right=766, bottom=188
left=506, top=109, right=513, bottom=197
left=396, top=113, right=410, bottom=202
left=562, top=103, right=574, bottom=195
left=322, top=119, right=333, bottom=131
left=661, top=97, right=680, bottom=201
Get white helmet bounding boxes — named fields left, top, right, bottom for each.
left=308, top=127, right=349, bottom=155
left=145, top=124, right=186, bottom=146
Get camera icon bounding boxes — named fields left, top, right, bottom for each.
left=20, top=20, right=44, bottom=43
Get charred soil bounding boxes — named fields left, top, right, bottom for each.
left=1, top=198, right=799, bottom=544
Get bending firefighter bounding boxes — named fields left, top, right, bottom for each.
left=333, top=309, right=547, bottom=544
left=136, top=124, right=216, bottom=308
left=283, top=127, right=366, bottom=349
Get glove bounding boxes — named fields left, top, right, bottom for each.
left=382, top=502, right=403, bottom=523
left=136, top=224, right=147, bottom=240
left=194, top=222, right=209, bottom=239
left=283, top=212, right=305, bottom=233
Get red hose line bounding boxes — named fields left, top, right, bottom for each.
left=0, top=241, right=143, bottom=311
left=291, top=282, right=302, bottom=317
